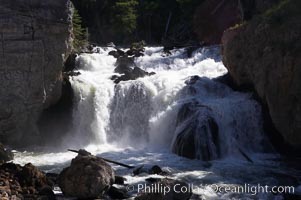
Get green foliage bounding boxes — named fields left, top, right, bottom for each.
left=72, top=8, right=87, bottom=51
left=130, top=40, right=146, bottom=51
left=112, top=0, right=139, bottom=34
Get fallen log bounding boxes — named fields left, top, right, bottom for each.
left=68, top=149, right=135, bottom=169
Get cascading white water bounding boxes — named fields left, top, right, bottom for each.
left=13, top=46, right=300, bottom=200
left=68, top=46, right=267, bottom=158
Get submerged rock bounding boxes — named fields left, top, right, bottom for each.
left=172, top=101, right=220, bottom=160
left=0, top=144, right=13, bottom=164
left=109, top=48, right=155, bottom=84
left=111, top=56, right=155, bottom=84
left=58, top=152, right=115, bottom=199
left=115, top=176, right=127, bottom=185
left=135, top=178, right=192, bottom=200
left=133, top=165, right=169, bottom=176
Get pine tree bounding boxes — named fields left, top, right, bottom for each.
left=112, top=0, right=139, bottom=34
left=72, top=8, right=87, bottom=51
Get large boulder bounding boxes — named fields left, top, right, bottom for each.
left=58, top=151, right=115, bottom=199
left=0, top=0, right=72, bottom=146
left=172, top=102, right=220, bottom=161
left=222, top=0, right=301, bottom=148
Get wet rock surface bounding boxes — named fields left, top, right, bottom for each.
left=109, top=47, right=155, bottom=84
left=172, top=101, right=220, bottom=160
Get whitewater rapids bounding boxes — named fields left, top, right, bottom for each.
left=13, top=46, right=300, bottom=199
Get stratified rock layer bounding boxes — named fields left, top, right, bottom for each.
left=222, top=0, right=301, bottom=147
left=0, top=0, right=72, bottom=145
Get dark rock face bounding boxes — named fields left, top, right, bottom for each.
left=58, top=153, right=115, bottom=199
left=135, top=178, right=192, bottom=200
left=37, top=76, right=74, bottom=146
left=222, top=0, right=301, bottom=148
left=0, top=0, right=72, bottom=146
left=172, top=102, right=220, bottom=161
left=0, top=162, right=52, bottom=199
left=64, top=53, right=77, bottom=72
left=0, top=143, right=13, bottom=164
left=107, top=186, right=130, bottom=200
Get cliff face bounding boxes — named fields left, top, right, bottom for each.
left=222, top=0, right=301, bottom=148
left=0, top=0, right=72, bottom=146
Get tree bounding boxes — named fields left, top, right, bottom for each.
left=72, top=7, right=87, bottom=51
left=112, top=0, right=139, bottom=34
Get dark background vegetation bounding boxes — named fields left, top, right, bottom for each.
left=71, top=0, right=202, bottom=45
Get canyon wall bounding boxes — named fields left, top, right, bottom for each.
left=222, top=0, right=301, bottom=148
left=0, top=0, right=72, bottom=146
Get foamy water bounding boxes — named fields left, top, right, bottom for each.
left=13, top=46, right=300, bottom=199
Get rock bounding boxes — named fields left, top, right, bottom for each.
left=115, top=176, right=127, bottom=185
left=133, top=165, right=168, bottom=176
left=109, top=49, right=126, bottom=59
left=38, top=186, right=55, bottom=200
left=111, top=56, right=155, bottom=84
left=37, top=75, right=74, bottom=146
left=45, top=173, right=58, bottom=187
left=17, top=163, right=48, bottom=190
left=108, top=47, right=154, bottom=84
left=0, top=162, right=52, bottom=199
left=64, top=53, right=77, bottom=72
left=64, top=71, right=81, bottom=77
left=135, top=178, right=192, bottom=200
left=222, top=0, right=301, bottom=149
left=114, top=56, right=136, bottom=74
left=0, top=0, right=72, bottom=146
left=107, top=186, right=130, bottom=199
left=172, top=101, right=220, bottom=160
left=0, top=144, right=13, bottom=163
left=58, top=153, right=115, bottom=199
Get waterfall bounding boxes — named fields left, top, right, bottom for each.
left=68, top=46, right=269, bottom=160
